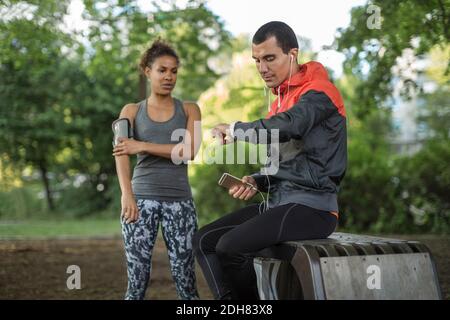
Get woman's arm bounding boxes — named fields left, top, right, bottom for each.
left=114, top=104, right=139, bottom=224
left=113, top=102, right=202, bottom=162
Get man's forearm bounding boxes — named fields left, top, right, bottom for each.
left=234, top=91, right=338, bottom=143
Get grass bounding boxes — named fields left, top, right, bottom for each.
left=1, top=217, right=448, bottom=240
left=0, top=218, right=122, bottom=239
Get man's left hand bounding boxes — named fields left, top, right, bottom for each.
left=113, top=138, right=144, bottom=156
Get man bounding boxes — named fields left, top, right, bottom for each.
left=193, top=21, right=347, bottom=299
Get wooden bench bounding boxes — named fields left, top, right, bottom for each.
left=253, top=232, right=442, bottom=300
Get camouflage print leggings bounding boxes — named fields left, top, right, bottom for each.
left=121, top=198, right=199, bottom=300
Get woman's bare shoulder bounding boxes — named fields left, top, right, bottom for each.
left=182, top=101, right=201, bottom=117
left=119, top=103, right=139, bottom=119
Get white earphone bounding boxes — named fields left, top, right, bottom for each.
left=285, top=53, right=294, bottom=103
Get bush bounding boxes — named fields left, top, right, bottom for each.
left=394, top=139, right=450, bottom=234
left=53, top=176, right=115, bottom=219
left=0, top=184, right=47, bottom=220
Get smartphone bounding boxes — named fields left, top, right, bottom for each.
left=218, top=173, right=257, bottom=190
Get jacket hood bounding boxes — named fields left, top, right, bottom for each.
left=267, top=61, right=345, bottom=118
left=271, top=61, right=329, bottom=95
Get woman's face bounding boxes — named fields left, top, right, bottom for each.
left=145, top=55, right=178, bottom=95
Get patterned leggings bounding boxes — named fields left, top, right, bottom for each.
left=121, top=198, right=199, bottom=300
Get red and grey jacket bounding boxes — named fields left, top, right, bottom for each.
left=233, top=61, right=347, bottom=214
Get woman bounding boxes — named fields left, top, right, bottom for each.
left=112, top=40, right=202, bottom=300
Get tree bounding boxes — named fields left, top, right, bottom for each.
left=0, top=0, right=233, bottom=216
left=0, top=0, right=78, bottom=211
left=82, top=0, right=232, bottom=101
left=417, top=45, right=450, bottom=140
left=332, top=0, right=450, bottom=233
left=334, top=73, right=401, bottom=231
left=335, top=0, right=449, bottom=118
left=394, top=139, right=450, bottom=233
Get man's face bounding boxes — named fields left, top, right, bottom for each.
left=252, top=36, right=292, bottom=88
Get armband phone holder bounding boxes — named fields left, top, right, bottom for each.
left=112, top=118, right=133, bottom=147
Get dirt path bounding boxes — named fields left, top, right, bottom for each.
left=0, top=235, right=448, bottom=300
left=0, top=237, right=213, bottom=300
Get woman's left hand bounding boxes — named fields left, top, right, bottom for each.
left=113, top=138, right=144, bottom=156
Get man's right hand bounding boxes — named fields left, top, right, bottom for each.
left=229, top=176, right=258, bottom=200
left=211, top=123, right=233, bottom=145
left=121, top=193, right=139, bottom=224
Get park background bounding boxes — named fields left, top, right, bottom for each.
left=0, top=0, right=449, bottom=299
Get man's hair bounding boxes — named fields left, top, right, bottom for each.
left=252, top=21, right=298, bottom=54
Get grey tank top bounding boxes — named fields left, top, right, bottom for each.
left=131, top=98, right=192, bottom=201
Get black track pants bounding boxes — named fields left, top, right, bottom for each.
left=192, top=203, right=337, bottom=299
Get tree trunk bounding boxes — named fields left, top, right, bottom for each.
left=39, top=162, right=54, bottom=212
left=139, top=74, right=147, bottom=101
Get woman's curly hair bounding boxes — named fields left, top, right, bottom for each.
left=139, top=39, right=180, bottom=73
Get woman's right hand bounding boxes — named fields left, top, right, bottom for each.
left=121, top=193, right=139, bottom=224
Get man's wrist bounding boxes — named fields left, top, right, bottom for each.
left=229, top=121, right=239, bottom=138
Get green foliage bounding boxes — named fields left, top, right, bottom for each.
left=0, top=184, right=46, bottom=220
left=54, top=182, right=106, bottom=218
left=335, top=0, right=449, bottom=118
left=333, top=1, right=449, bottom=234
left=0, top=0, right=231, bottom=215
left=83, top=0, right=231, bottom=101
left=339, top=111, right=402, bottom=232
left=0, top=1, right=85, bottom=210
left=394, top=139, right=450, bottom=233
left=417, top=88, right=450, bottom=140
left=335, top=73, right=449, bottom=234
left=336, top=109, right=450, bottom=234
